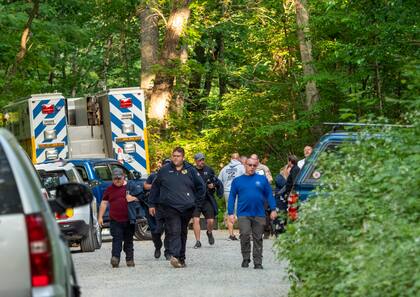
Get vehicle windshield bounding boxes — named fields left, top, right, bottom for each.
left=38, top=170, right=78, bottom=191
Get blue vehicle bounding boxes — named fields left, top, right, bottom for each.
left=293, top=131, right=356, bottom=203
left=293, top=122, right=411, bottom=206
left=67, top=158, right=152, bottom=240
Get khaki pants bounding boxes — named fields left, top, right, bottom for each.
left=238, top=216, right=266, bottom=265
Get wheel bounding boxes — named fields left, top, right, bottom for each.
left=80, top=220, right=96, bottom=252
left=134, top=219, right=152, bottom=241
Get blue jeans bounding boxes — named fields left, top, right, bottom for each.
left=110, top=220, right=135, bottom=260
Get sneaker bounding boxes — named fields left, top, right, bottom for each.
left=170, top=256, right=184, bottom=268
left=110, top=256, right=120, bottom=268
left=179, top=259, right=187, bottom=268
left=193, top=240, right=202, bottom=249
left=241, top=259, right=251, bottom=268
left=126, top=260, right=135, bottom=267
left=207, top=231, right=215, bottom=245
left=228, top=235, right=238, bottom=241
left=254, top=264, right=264, bottom=269
left=164, top=253, right=171, bottom=261
left=154, top=248, right=161, bottom=259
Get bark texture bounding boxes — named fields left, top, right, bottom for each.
left=295, top=0, right=320, bottom=109
left=148, top=0, right=191, bottom=121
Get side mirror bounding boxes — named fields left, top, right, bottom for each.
left=49, top=183, right=93, bottom=215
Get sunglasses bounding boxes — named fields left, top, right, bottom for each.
left=113, top=176, right=123, bottom=180
left=246, top=164, right=257, bottom=167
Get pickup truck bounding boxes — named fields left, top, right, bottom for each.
left=67, top=158, right=152, bottom=240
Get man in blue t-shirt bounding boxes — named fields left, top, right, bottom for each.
left=228, top=157, right=277, bottom=269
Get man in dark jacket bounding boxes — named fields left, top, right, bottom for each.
left=149, top=147, right=206, bottom=268
left=192, top=152, right=223, bottom=249
left=143, top=158, right=171, bottom=260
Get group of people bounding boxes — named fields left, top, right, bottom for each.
left=97, top=146, right=313, bottom=270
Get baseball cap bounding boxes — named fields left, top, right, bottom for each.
left=112, top=168, right=124, bottom=178
left=194, top=152, right=205, bottom=161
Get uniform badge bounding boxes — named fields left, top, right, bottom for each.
left=182, top=169, right=188, bottom=174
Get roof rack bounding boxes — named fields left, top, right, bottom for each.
left=323, top=122, right=413, bottom=132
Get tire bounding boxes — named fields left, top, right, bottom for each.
left=80, top=221, right=96, bottom=252
left=134, top=219, right=152, bottom=241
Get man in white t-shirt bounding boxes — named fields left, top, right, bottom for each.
left=297, top=146, right=313, bottom=169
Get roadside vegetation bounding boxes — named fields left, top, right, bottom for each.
left=277, top=72, right=420, bottom=296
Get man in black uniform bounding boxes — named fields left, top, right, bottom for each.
left=149, top=147, right=206, bottom=268
left=143, top=158, right=171, bottom=260
left=192, top=152, right=223, bottom=248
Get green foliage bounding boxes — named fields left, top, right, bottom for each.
left=277, top=110, right=420, bottom=296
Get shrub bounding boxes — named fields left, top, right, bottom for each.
left=276, top=115, right=420, bottom=297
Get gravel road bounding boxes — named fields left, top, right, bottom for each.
left=72, top=230, right=289, bottom=297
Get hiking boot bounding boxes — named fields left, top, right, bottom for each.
left=110, top=256, right=120, bottom=268
left=254, top=264, right=264, bottom=269
left=154, top=248, right=161, bottom=259
left=207, top=231, right=215, bottom=245
left=228, top=235, right=238, bottom=241
left=241, top=259, right=251, bottom=268
left=193, top=240, right=202, bottom=249
left=126, top=259, right=135, bottom=267
left=170, top=256, right=184, bottom=268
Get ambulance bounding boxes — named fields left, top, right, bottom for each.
left=2, top=87, right=150, bottom=176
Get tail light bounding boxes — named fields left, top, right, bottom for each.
left=120, top=98, right=132, bottom=108
left=42, top=104, right=55, bottom=114
left=288, top=192, right=299, bottom=221
left=25, top=214, right=53, bottom=287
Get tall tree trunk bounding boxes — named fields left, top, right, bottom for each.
left=100, top=36, right=113, bottom=90
left=148, top=0, right=191, bottom=121
left=217, top=1, right=228, bottom=99
left=294, top=0, right=320, bottom=109
left=7, top=0, right=40, bottom=78
left=121, top=31, right=131, bottom=86
left=172, top=45, right=188, bottom=114
left=188, top=44, right=205, bottom=110
left=140, top=3, right=159, bottom=96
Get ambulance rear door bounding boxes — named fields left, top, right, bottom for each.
left=28, top=93, right=68, bottom=163
left=101, top=87, right=149, bottom=176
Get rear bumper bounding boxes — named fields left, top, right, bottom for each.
left=58, top=220, right=90, bottom=240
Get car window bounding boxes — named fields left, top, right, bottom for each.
left=109, top=163, right=133, bottom=180
left=76, top=166, right=89, bottom=182
left=0, top=145, right=23, bottom=215
left=94, top=165, right=112, bottom=181
left=38, top=170, right=70, bottom=191
left=303, top=143, right=341, bottom=184
left=66, top=169, right=79, bottom=183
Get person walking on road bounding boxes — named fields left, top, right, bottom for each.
left=143, top=158, right=171, bottom=260
left=218, top=153, right=245, bottom=240
left=192, top=153, right=223, bottom=249
left=228, top=157, right=277, bottom=269
left=149, top=147, right=206, bottom=268
left=98, top=168, right=137, bottom=268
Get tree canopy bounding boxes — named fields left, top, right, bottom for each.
left=0, top=0, right=418, bottom=171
